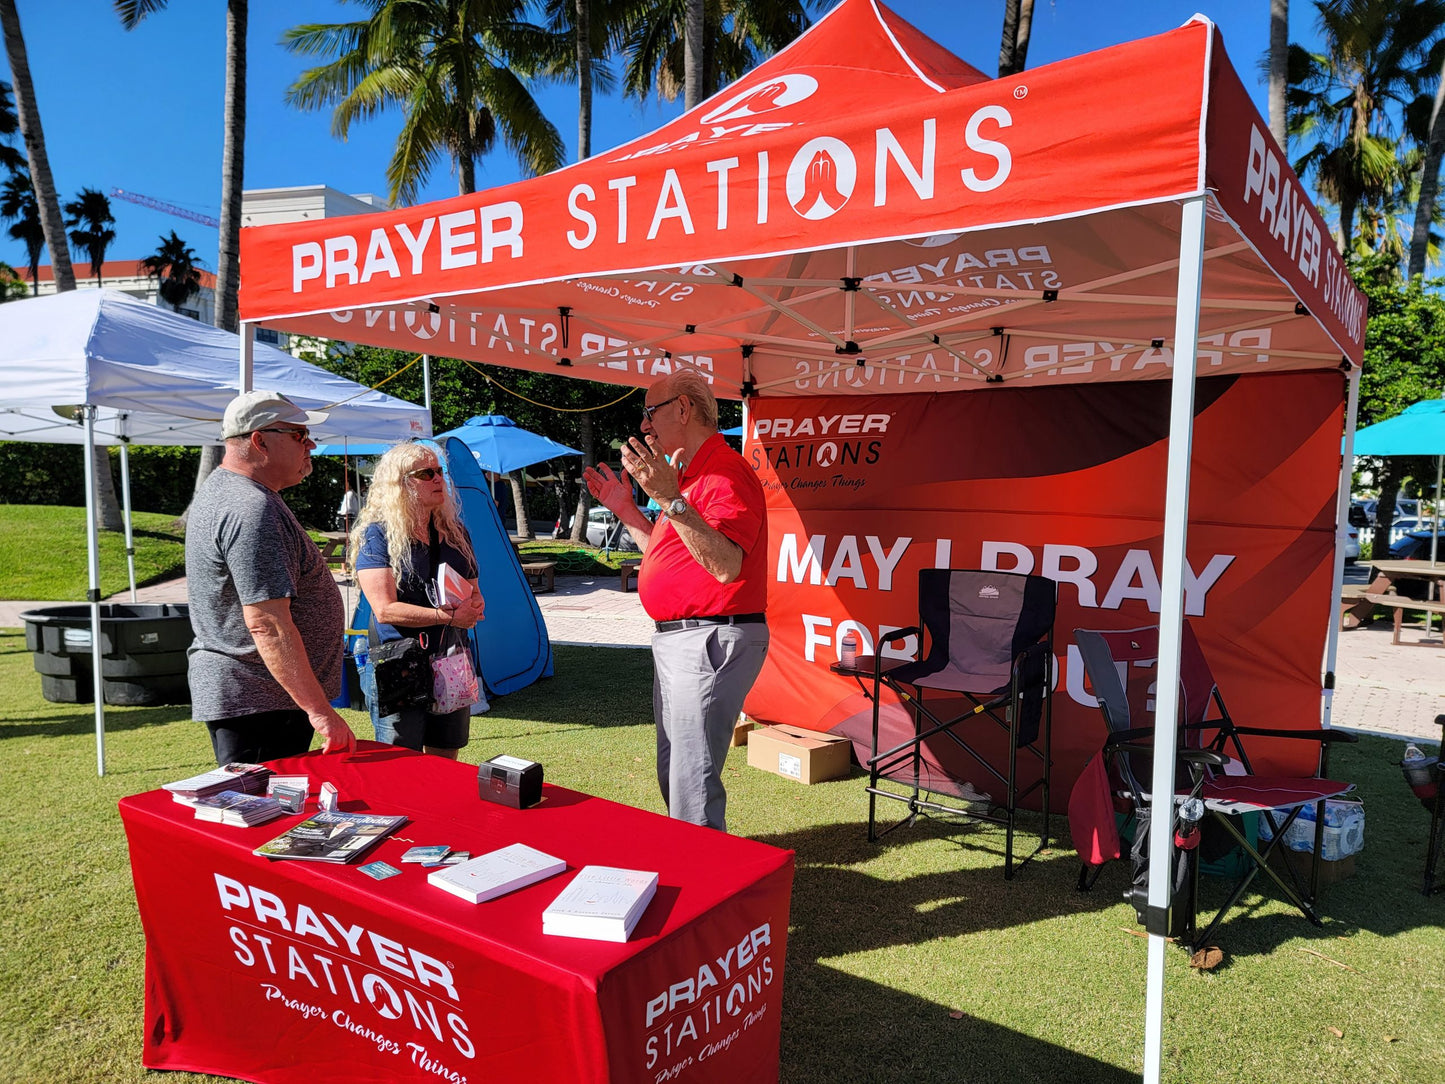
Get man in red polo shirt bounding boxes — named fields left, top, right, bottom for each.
left=584, top=371, right=768, bottom=831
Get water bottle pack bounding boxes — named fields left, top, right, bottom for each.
left=1257, top=799, right=1364, bottom=861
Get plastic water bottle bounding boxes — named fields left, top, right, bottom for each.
left=839, top=629, right=858, bottom=669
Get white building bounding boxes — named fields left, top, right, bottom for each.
left=22, top=185, right=388, bottom=336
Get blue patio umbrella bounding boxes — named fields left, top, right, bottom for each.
left=435, top=415, right=582, bottom=474
left=1353, top=399, right=1445, bottom=562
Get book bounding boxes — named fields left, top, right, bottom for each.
left=163, top=762, right=271, bottom=800
left=427, top=843, right=566, bottom=905
left=252, top=810, right=408, bottom=864
left=193, top=790, right=287, bottom=827
left=436, top=562, right=474, bottom=606
left=542, top=865, right=659, bottom=943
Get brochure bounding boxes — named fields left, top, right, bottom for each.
left=542, top=865, right=659, bottom=942
left=252, top=810, right=408, bottom=864
left=428, top=843, right=566, bottom=904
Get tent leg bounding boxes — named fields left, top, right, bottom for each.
left=238, top=322, right=254, bottom=393
left=119, top=441, right=137, bottom=602
left=82, top=405, right=107, bottom=777
left=1322, top=368, right=1361, bottom=728
left=1144, top=195, right=1207, bottom=1084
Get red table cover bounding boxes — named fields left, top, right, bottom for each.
left=119, top=744, right=794, bottom=1084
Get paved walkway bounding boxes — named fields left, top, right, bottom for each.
left=3, top=573, right=1440, bottom=745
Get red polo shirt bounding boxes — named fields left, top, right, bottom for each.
left=639, top=433, right=768, bottom=622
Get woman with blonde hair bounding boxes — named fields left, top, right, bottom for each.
left=352, top=441, right=484, bottom=757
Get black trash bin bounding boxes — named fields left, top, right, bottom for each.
left=20, top=603, right=193, bottom=706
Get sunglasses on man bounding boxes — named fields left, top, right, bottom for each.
left=257, top=427, right=310, bottom=443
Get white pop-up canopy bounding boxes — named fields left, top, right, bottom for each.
left=0, top=289, right=430, bottom=446
left=0, top=288, right=431, bottom=781
left=236, top=2, right=1369, bottom=1076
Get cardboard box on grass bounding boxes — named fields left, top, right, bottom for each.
left=747, top=724, right=852, bottom=784
left=731, top=712, right=756, bottom=748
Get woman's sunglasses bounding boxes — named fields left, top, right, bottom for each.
left=407, top=467, right=443, bottom=481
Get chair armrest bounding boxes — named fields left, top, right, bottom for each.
left=880, top=626, right=919, bottom=646
left=1231, top=726, right=1358, bottom=743
left=1103, top=727, right=1156, bottom=747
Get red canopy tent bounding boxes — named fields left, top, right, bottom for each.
left=239, top=2, right=1366, bottom=1076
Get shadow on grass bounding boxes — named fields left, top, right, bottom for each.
left=779, top=964, right=1138, bottom=1084
left=0, top=702, right=189, bottom=739
left=751, top=818, right=1138, bottom=1082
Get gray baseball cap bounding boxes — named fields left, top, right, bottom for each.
left=221, top=390, right=329, bottom=439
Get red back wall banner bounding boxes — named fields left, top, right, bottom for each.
left=742, top=372, right=1346, bottom=792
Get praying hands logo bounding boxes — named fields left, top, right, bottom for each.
left=699, top=74, right=818, bottom=126
left=786, top=137, right=856, bottom=220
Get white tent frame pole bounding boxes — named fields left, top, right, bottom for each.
left=239, top=323, right=255, bottom=393
left=423, top=354, right=433, bottom=412
left=118, top=439, right=137, bottom=602
left=1322, top=366, right=1361, bottom=727
left=1143, top=195, right=1207, bottom=1084
left=81, top=405, right=107, bottom=777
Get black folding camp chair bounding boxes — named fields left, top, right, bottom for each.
left=853, top=569, right=1056, bottom=879
left=1072, top=623, right=1357, bottom=951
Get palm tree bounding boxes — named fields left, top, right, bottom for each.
left=1269, top=0, right=1289, bottom=144
left=0, top=170, right=42, bottom=292
left=142, top=231, right=204, bottom=313
left=998, top=0, right=1035, bottom=78
left=64, top=188, right=116, bottom=286
left=538, top=0, right=624, bottom=160
left=283, top=0, right=566, bottom=206
left=0, top=80, right=25, bottom=174
left=0, top=0, right=76, bottom=291
left=117, top=0, right=249, bottom=528
left=617, top=0, right=811, bottom=107
left=1408, top=39, right=1445, bottom=277
left=1288, top=0, right=1445, bottom=252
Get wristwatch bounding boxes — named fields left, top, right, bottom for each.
left=665, top=496, right=688, bottom=518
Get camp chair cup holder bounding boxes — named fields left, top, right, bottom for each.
left=860, top=569, right=1059, bottom=880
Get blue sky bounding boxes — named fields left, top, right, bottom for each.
left=0, top=0, right=1314, bottom=274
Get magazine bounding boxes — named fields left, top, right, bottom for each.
left=436, top=562, right=474, bottom=606
left=252, top=810, right=408, bottom=864
left=542, top=865, right=658, bottom=942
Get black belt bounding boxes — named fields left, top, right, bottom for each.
left=655, top=613, right=766, bottom=633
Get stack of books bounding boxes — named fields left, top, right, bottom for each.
left=192, top=790, right=287, bottom=827
left=428, top=844, right=567, bottom=904
left=164, top=763, right=273, bottom=805
left=542, top=866, right=659, bottom=943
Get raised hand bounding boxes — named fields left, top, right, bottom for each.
left=583, top=462, right=633, bottom=512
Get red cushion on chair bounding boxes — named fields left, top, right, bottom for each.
left=1199, top=776, right=1352, bottom=814
left=1069, top=750, right=1121, bottom=864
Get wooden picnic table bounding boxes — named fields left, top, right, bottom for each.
left=1360, top=559, right=1445, bottom=645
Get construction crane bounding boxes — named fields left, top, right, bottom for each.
left=109, top=188, right=219, bottom=228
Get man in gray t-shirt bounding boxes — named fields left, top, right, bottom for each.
left=185, top=391, right=356, bottom=764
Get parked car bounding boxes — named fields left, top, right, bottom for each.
left=583, top=505, right=657, bottom=550
left=1343, top=526, right=1359, bottom=563
left=1391, top=529, right=1442, bottom=561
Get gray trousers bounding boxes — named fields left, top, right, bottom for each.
left=652, top=622, right=769, bottom=831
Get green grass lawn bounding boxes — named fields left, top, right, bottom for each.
left=0, top=630, right=1441, bottom=1082
left=0, top=504, right=188, bottom=600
